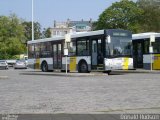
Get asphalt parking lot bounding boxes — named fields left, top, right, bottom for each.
left=0, top=68, right=160, bottom=114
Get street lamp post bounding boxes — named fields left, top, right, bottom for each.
left=149, top=34, right=155, bottom=71
left=32, top=0, right=34, bottom=41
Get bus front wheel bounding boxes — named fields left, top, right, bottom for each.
left=104, top=70, right=111, bottom=75
left=41, top=61, right=48, bottom=72
left=78, top=61, right=88, bottom=73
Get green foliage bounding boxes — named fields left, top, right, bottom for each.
left=22, top=21, right=42, bottom=42
left=95, top=0, right=143, bottom=33
left=95, top=0, right=160, bottom=33
left=11, top=55, right=20, bottom=59
left=137, top=0, right=160, bottom=32
left=0, top=14, right=49, bottom=59
left=0, top=14, right=26, bottom=59
left=42, top=27, right=51, bottom=38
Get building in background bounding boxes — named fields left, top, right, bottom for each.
left=50, top=19, right=93, bottom=37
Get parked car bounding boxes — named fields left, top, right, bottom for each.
left=0, top=60, right=8, bottom=70
left=14, top=60, right=27, bottom=69
left=6, top=59, right=16, bottom=67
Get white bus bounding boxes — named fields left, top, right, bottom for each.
left=132, top=32, right=160, bottom=70
left=28, top=29, right=133, bottom=73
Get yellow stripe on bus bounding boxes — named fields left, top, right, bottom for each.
left=70, top=57, right=77, bottom=71
left=35, top=59, right=40, bottom=69
left=123, top=57, right=129, bottom=70
left=153, top=54, right=160, bottom=70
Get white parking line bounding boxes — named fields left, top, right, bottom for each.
left=0, top=76, right=8, bottom=79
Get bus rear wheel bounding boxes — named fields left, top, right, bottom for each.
left=41, top=61, right=48, bottom=72
left=78, top=61, right=88, bottom=73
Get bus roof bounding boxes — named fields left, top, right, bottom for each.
left=27, top=36, right=65, bottom=44
left=27, top=30, right=104, bottom=44
left=132, top=32, right=160, bottom=40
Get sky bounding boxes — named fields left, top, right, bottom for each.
left=0, top=0, right=122, bottom=28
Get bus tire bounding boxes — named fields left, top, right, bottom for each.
left=108, top=71, right=111, bottom=75
left=41, top=61, right=48, bottom=72
left=78, top=61, right=88, bottom=73
left=104, top=70, right=111, bottom=75
left=61, top=70, right=70, bottom=72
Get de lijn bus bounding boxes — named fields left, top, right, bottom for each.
left=132, top=32, right=160, bottom=70
left=27, top=29, right=133, bottom=73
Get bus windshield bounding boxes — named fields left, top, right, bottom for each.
left=106, top=37, right=132, bottom=57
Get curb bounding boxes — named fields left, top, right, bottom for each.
left=20, top=72, right=108, bottom=77
left=111, top=70, right=160, bottom=74
left=20, top=69, right=160, bottom=77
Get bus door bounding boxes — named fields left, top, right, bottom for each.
left=97, top=39, right=103, bottom=64
left=53, top=43, right=62, bottom=69
left=133, top=41, right=144, bottom=68
left=91, top=40, right=98, bottom=66
left=91, top=39, right=103, bottom=69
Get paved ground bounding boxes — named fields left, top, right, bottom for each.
left=0, top=68, right=160, bottom=114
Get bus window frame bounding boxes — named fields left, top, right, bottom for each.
left=76, top=37, right=90, bottom=56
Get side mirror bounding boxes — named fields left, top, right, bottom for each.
left=106, top=35, right=111, bottom=43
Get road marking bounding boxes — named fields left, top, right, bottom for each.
left=0, top=76, right=8, bottom=79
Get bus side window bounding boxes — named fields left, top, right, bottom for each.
left=77, top=39, right=89, bottom=56
left=28, top=44, right=35, bottom=59
left=68, top=41, right=76, bottom=56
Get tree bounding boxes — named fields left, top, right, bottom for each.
left=137, top=0, right=160, bottom=32
left=0, top=14, right=26, bottom=59
left=42, top=27, right=51, bottom=38
left=22, top=21, right=42, bottom=42
left=95, top=0, right=143, bottom=33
